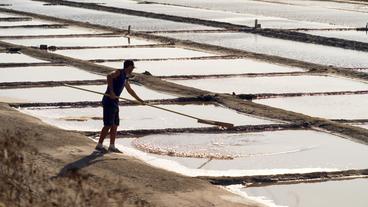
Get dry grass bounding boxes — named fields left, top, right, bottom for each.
left=0, top=129, right=134, bottom=207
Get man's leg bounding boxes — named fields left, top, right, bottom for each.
left=108, top=107, right=121, bottom=153
left=109, top=125, right=118, bottom=146
left=98, top=126, right=111, bottom=145
left=95, top=126, right=110, bottom=151
left=96, top=104, right=113, bottom=151
left=108, top=125, right=121, bottom=152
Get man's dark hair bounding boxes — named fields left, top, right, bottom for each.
left=123, top=60, right=135, bottom=69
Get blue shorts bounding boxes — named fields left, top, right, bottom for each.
left=103, top=105, right=119, bottom=126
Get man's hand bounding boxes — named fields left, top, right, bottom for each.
left=125, top=81, right=145, bottom=104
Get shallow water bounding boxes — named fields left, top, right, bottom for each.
left=0, top=13, right=16, bottom=18
left=69, top=0, right=338, bottom=29
left=355, top=124, right=368, bottom=130
left=0, top=25, right=103, bottom=37
left=160, top=32, right=368, bottom=68
left=3, top=36, right=156, bottom=47
left=0, top=18, right=53, bottom=27
left=99, top=58, right=305, bottom=76
left=148, top=0, right=368, bottom=27
left=236, top=178, right=368, bottom=207
left=0, top=84, right=177, bottom=103
left=19, top=104, right=276, bottom=131
left=0, top=66, right=103, bottom=82
left=0, top=53, right=47, bottom=63
left=5, top=0, right=217, bottom=31
left=113, top=129, right=368, bottom=177
left=255, top=94, right=368, bottom=119
left=305, top=30, right=368, bottom=43
left=169, top=75, right=368, bottom=94
left=53, top=47, right=215, bottom=60
left=74, top=0, right=250, bottom=20
left=215, top=17, right=337, bottom=29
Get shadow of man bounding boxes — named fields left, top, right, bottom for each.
left=57, top=150, right=106, bottom=177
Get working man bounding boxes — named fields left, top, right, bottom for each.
left=95, top=60, right=144, bottom=153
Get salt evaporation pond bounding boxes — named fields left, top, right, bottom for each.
left=305, top=30, right=368, bottom=44
left=260, top=0, right=368, bottom=12
left=68, top=0, right=338, bottom=29
left=5, top=0, right=218, bottom=31
left=147, top=0, right=368, bottom=27
left=99, top=59, right=305, bottom=76
left=113, top=130, right=368, bottom=177
left=169, top=75, right=368, bottom=94
left=19, top=104, right=276, bottom=131
left=71, top=0, right=250, bottom=20
left=3, top=36, right=157, bottom=47
left=53, top=47, right=216, bottom=60
left=255, top=94, right=368, bottom=120
left=160, top=32, right=368, bottom=68
left=0, top=26, right=103, bottom=37
left=355, top=124, right=368, bottom=130
left=0, top=13, right=19, bottom=18
left=0, top=66, right=103, bottom=82
left=0, top=18, right=54, bottom=27
left=230, top=178, right=368, bottom=207
left=214, top=17, right=337, bottom=29
left=0, top=84, right=176, bottom=103
left=0, top=53, right=47, bottom=64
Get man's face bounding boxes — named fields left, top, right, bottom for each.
left=125, top=65, right=134, bottom=76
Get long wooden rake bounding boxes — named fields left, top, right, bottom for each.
left=63, top=84, right=234, bottom=128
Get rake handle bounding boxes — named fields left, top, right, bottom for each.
left=63, top=84, right=201, bottom=120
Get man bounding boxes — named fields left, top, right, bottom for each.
left=95, top=60, right=143, bottom=153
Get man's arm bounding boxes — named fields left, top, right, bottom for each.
left=125, top=81, right=144, bottom=103
left=107, top=70, right=120, bottom=100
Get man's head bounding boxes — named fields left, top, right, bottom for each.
left=123, top=60, right=135, bottom=75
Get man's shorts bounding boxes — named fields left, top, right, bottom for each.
left=103, top=105, right=119, bottom=126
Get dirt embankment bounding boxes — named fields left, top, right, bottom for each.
left=0, top=103, right=259, bottom=207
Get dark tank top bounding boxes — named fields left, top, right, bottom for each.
left=102, top=69, right=127, bottom=107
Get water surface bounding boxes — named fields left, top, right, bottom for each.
left=0, top=66, right=103, bottom=82
left=169, top=75, right=368, bottom=94
left=160, top=32, right=368, bottom=68
left=236, top=178, right=368, bottom=207
left=255, top=94, right=368, bottom=119
left=0, top=84, right=176, bottom=103
left=3, top=36, right=156, bottom=47
left=53, top=47, right=215, bottom=60
left=0, top=53, right=47, bottom=63
left=19, top=104, right=276, bottom=131
left=113, top=130, right=368, bottom=177
left=99, top=59, right=305, bottom=76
